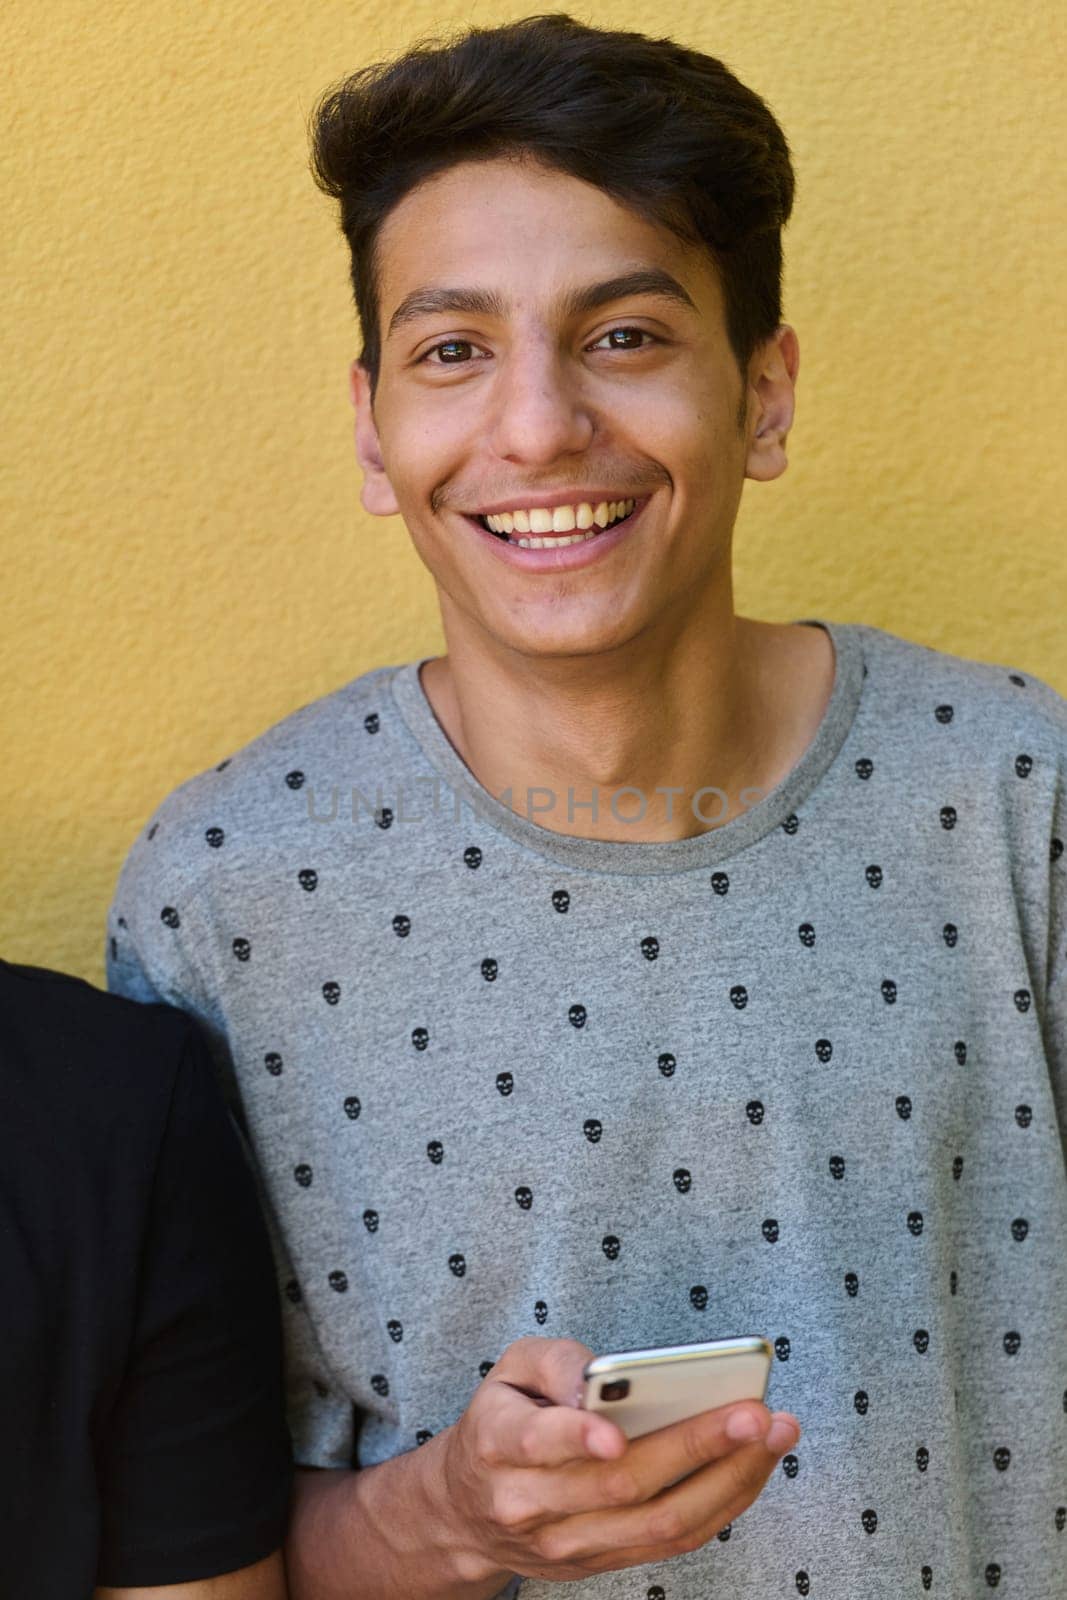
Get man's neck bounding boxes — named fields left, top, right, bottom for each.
left=416, top=611, right=835, bottom=844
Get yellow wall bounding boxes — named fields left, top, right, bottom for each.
left=4, top=2, right=1065, bottom=984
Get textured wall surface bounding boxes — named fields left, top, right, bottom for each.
left=3, top=1, right=1065, bottom=982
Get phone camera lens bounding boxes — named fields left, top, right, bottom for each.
left=600, top=1380, right=630, bottom=1402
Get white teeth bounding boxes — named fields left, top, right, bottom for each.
left=484, top=499, right=635, bottom=538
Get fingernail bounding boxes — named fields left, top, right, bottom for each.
left=767, top=1416, right=799, bottom=1453
left=726, top=1409, right=764, bottom=1442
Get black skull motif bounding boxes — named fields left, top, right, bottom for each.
left=855, top=757, right=873, bottom=779
left=762, top=1218, right=779, bottom=1243
left=716, top=1524, right=732, bottom=1542
left=916, top=1446, right=929, bottom=1472
left=534, top=1300, right=548, bottom=1325
left=285, top=770, right=305, bottom=790
left=774, top=1336, right=791, bottom=1360
left=478, top=1360, right=494, bottom=1379
left=496, top=1072, right=513, bottom=1096
left=1015, top=1103, right=1032, bottom=1128
left=881, top=978, right=897, bottom=1004
left=481, top=958, right=498, bottom=981
left=658, top=1052, right=676, bottom=1077
left=328, top=1270, right=348, bottom=1293
left=371, top=1373, right=389, bottom=1396
left=648, top=1588, right=666, bottom=1600
left=1004, top=1330, right=1021, bottom=1355
left=993, top=1446, right=1011, bottom=1471
left=913, top=1329, right=929, bottom=1353
left=514, top=1186, right=533, bottom=1210
left=323, top=981, right=340, bottom=1005
left=939, top=805, right=956, bottom=829
left=689, top=1285, right=708, bottom=1311
left=1010, top=1217, right=1028, bottom=1242
left=1055, top=1507, right=1066, bottom=1533
left=1052, top=837, right=1064, bottom=862
left=796, top=1571, right=811, bottom=1596
left=854, top=1390, right=868, bottom=1415
left=205, top=826, right=224, bottom=847
left=798, top=922, right=815, bottom=947
left=161, top=906, right=180, bottom=928
left=552, top=889, right=570, bottom=912
left=602, top=1235, right=620, bottom=1261
left=427, top=1140, right=444, bottom=1164
left=845, top=1272, right=859, bottom=1297
left=950, top=1270, right=958, bottom=1295
left=412, top=1027, right=429, bottom=1050
left=641, top=935, right=659, bottom=961
left=907, top=1211, right=924, bottom=1236
left=782, top=812, right=799, bottom=834
left=386, top=1319, right=403, bottom=1342
left=299, top=868, right=318, bottom=891
left=294, top=1164, right=313, bottom=1188
left=747, top=1100, right=764, bottom=1125
left=673, top=1168, right=691, bottom=1193
left=729, top=984, right=748, bottom=1010
left=943, top=922, right=958, bottom=946
left=363, top=1209, right=379, bottom=1233
left=284, top=1279, right=301, bottom=1304
left=954, top=1039, right=967, bottom=1064
left=343, top=1095, right=361, bottom=1119
left=364, top=711, right=379, bottom=734
left=952, top=1155, right=963, bottom=1179
left=934, top=704, right=954, bottom=723
left=264, top=1052, right=283, bottom=1076
left=829, top=1155, right=845, bottom=1179
left=1014, top=989, right=1031, bottom=1013
left=375, top=807, right=393, bottom=829
left=232, top=937, right=251, bottom=961
left=393, top=914, right=410, bottom=937
left=865, top=864, right=883, bottom=888
left=463, top=845, right=482, bottom=869
left=861, top=1508, right=877, bottom=1534
left=448, top=1253, right=466, bottom=1276
left=1015, top=753, right=1032, bottom=778
left=781, top=1453, right=798, bottom=1478
left=815, top=1038, right=833, bottom=1063
left=710, top=871, right=729, bottom=895
left=568, top=1003, right=587, bottom=1029
left=583, top=1119, right=603, bottom=1143
left=985, top=1562, right=1001, bottom=1586
left=896, top=1096, right=912, bottom=1119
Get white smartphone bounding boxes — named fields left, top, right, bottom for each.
left=580, top=1335, right=773, bottom=1443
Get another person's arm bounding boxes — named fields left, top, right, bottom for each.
left=95, top=1548, right=287, bottom=1599
left=93, top=1017, right=293, bottom=1592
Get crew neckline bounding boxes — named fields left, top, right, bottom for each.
left=388, top=618, right=866, bottom=875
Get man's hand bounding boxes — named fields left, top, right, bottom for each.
left=433, top=1336, right=801, bottom=1584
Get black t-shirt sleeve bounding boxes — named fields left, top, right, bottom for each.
left=94, top=1019, right=293, bottom=1588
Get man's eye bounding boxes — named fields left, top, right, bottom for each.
left=418, top=327, right=658, bottom=365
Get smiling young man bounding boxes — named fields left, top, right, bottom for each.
left=106, top=14, right=1066, bottom=1600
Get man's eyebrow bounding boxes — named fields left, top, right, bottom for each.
left=386, top=267, right=699, bottom=341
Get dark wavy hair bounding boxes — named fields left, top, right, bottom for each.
left=307, top=12, right=795, bottom=423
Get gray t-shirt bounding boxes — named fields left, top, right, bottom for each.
left=106, top=616, right=1067, bottom=1599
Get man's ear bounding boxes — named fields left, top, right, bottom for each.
left=744, top=325, right=799, bottom=484
left=349, top=359, right=401, bottom=516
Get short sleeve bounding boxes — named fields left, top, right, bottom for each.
left=1045, top=769, right=1067, bottom=1170
left=94, top=1020, right=293, bottom=1588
